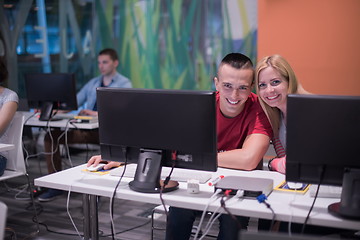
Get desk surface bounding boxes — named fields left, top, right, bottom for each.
left=0, top=144, right=14, bottom=152
left=21, top=111, right=98, bottom=130
left=34, top=164, right=360, bottom=231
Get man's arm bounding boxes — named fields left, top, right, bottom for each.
left=76, top=77, right=97, bottom=110
left=218, top=133, right=270, bottom=170
left=76, top=85, right=87, bottom=108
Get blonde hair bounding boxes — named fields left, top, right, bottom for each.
left=255, top=54, right=309, bottom=137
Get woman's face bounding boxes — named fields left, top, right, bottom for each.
left=258, top=67, right=289, bottom=111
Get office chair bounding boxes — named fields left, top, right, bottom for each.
left=0, top=201, right=7, bottom=240
left=0, top=112, right=40, bottom=233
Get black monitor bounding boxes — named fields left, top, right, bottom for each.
left=97, top=88, right=218, bottom=193
left=286, top=94, right=360, bottom=220
left=24, top=73, right=78, bottom=121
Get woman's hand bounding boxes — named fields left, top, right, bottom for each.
left=269, top=156, right=286, bottom=174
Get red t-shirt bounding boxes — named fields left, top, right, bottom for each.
left=217, top=92, right=273, bottom=152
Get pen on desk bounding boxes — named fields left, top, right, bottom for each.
left=208, top=175, right=224, bottom=186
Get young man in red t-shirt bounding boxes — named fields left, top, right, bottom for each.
left=166, top=53, right=272, bottom=240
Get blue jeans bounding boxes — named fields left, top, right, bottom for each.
left=166, top=207, right=249, bottom=240
left=0, top=154, right=7, bottom=176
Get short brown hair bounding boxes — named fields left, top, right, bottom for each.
left=219, top=52, right=253, bottom=70
left=98, top=48, right=118, bottom=61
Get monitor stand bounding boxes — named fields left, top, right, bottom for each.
left=129, top=149, right=179, bottom=193
left=39, top=102, right=62, bottom=121
left=328, top=168, right=360, bottom=220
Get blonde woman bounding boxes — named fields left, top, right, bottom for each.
left=255, top=54, right=309, bottom=174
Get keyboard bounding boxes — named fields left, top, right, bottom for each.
left=309, top=184, right=342, bottom=198
left=53, top=113, right=77, bottom=119
left=109, top=164, right=212, bottom=184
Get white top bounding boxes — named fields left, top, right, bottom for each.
left=0, top=88, right=19, bottom=142
left=279, top=114, right=286, bottom=149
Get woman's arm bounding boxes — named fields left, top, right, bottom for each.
left=268, top=137, right=286, bottom=174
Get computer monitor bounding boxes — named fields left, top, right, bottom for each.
left=97, top=88, right=218, bottom=193
left=24, top=73, right=78, bottom=121
left=286, top=94, right=360, bottom=220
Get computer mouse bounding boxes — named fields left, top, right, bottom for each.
left=286, top=181, right=304, bottom=190
left=86, top=163, right=106, bottom=172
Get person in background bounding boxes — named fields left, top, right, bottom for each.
left=38, top=48, right=132, bottom=201
left=255, top=54, right=309, bottom=174
left=0, top=57, right=19, bottom=176
left=76, top=48, right=132, bottom=116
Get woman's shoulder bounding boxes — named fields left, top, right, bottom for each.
left=297, top=84, right=311, bottom=94
left=1, top=88, right=19, bottom=103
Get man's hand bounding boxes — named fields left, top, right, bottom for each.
left=87, top=155, right=122, bottom=170
left=79, top=109, right=98, bottom=116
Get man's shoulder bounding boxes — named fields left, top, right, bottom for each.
left=114, top=72, right=130, bottom=81
left=87, top=75, right=102, bottom=84
left=113, top=72, right=132, bottom=87
left=247, top=92, right=259, bottom=102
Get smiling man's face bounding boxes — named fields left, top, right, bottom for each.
left=214, top=64, right=254, bottom=118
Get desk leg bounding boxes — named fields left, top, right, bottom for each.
left=83, top=194, right=91, bottom=240
left=90, top=195, right=99, bottom=240
left=83, top=194, right=99, bottom=240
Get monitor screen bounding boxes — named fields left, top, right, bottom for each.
left=286, top=94, right=360, bottom=219
left=25, top=73, right=78, bottom=121
left=97, top=88, right=218, bottom=193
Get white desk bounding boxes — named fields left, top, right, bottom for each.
left=34, top=164, right=360, bottom=239
left=21, top=111, right=98, bottom=130
left=0, top=144, right=24, bottom=181
left=0, top=144, right=14, bottom=152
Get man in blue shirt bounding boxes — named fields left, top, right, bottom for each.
left=38, top=48, right=132, bottom=201
left=76, top=48, right=132, bottom=115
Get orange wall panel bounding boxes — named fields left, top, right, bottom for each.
left=258, top=0, right=360, bottom=95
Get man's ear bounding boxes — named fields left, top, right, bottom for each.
left=214, top=76, right=219, bottom=91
